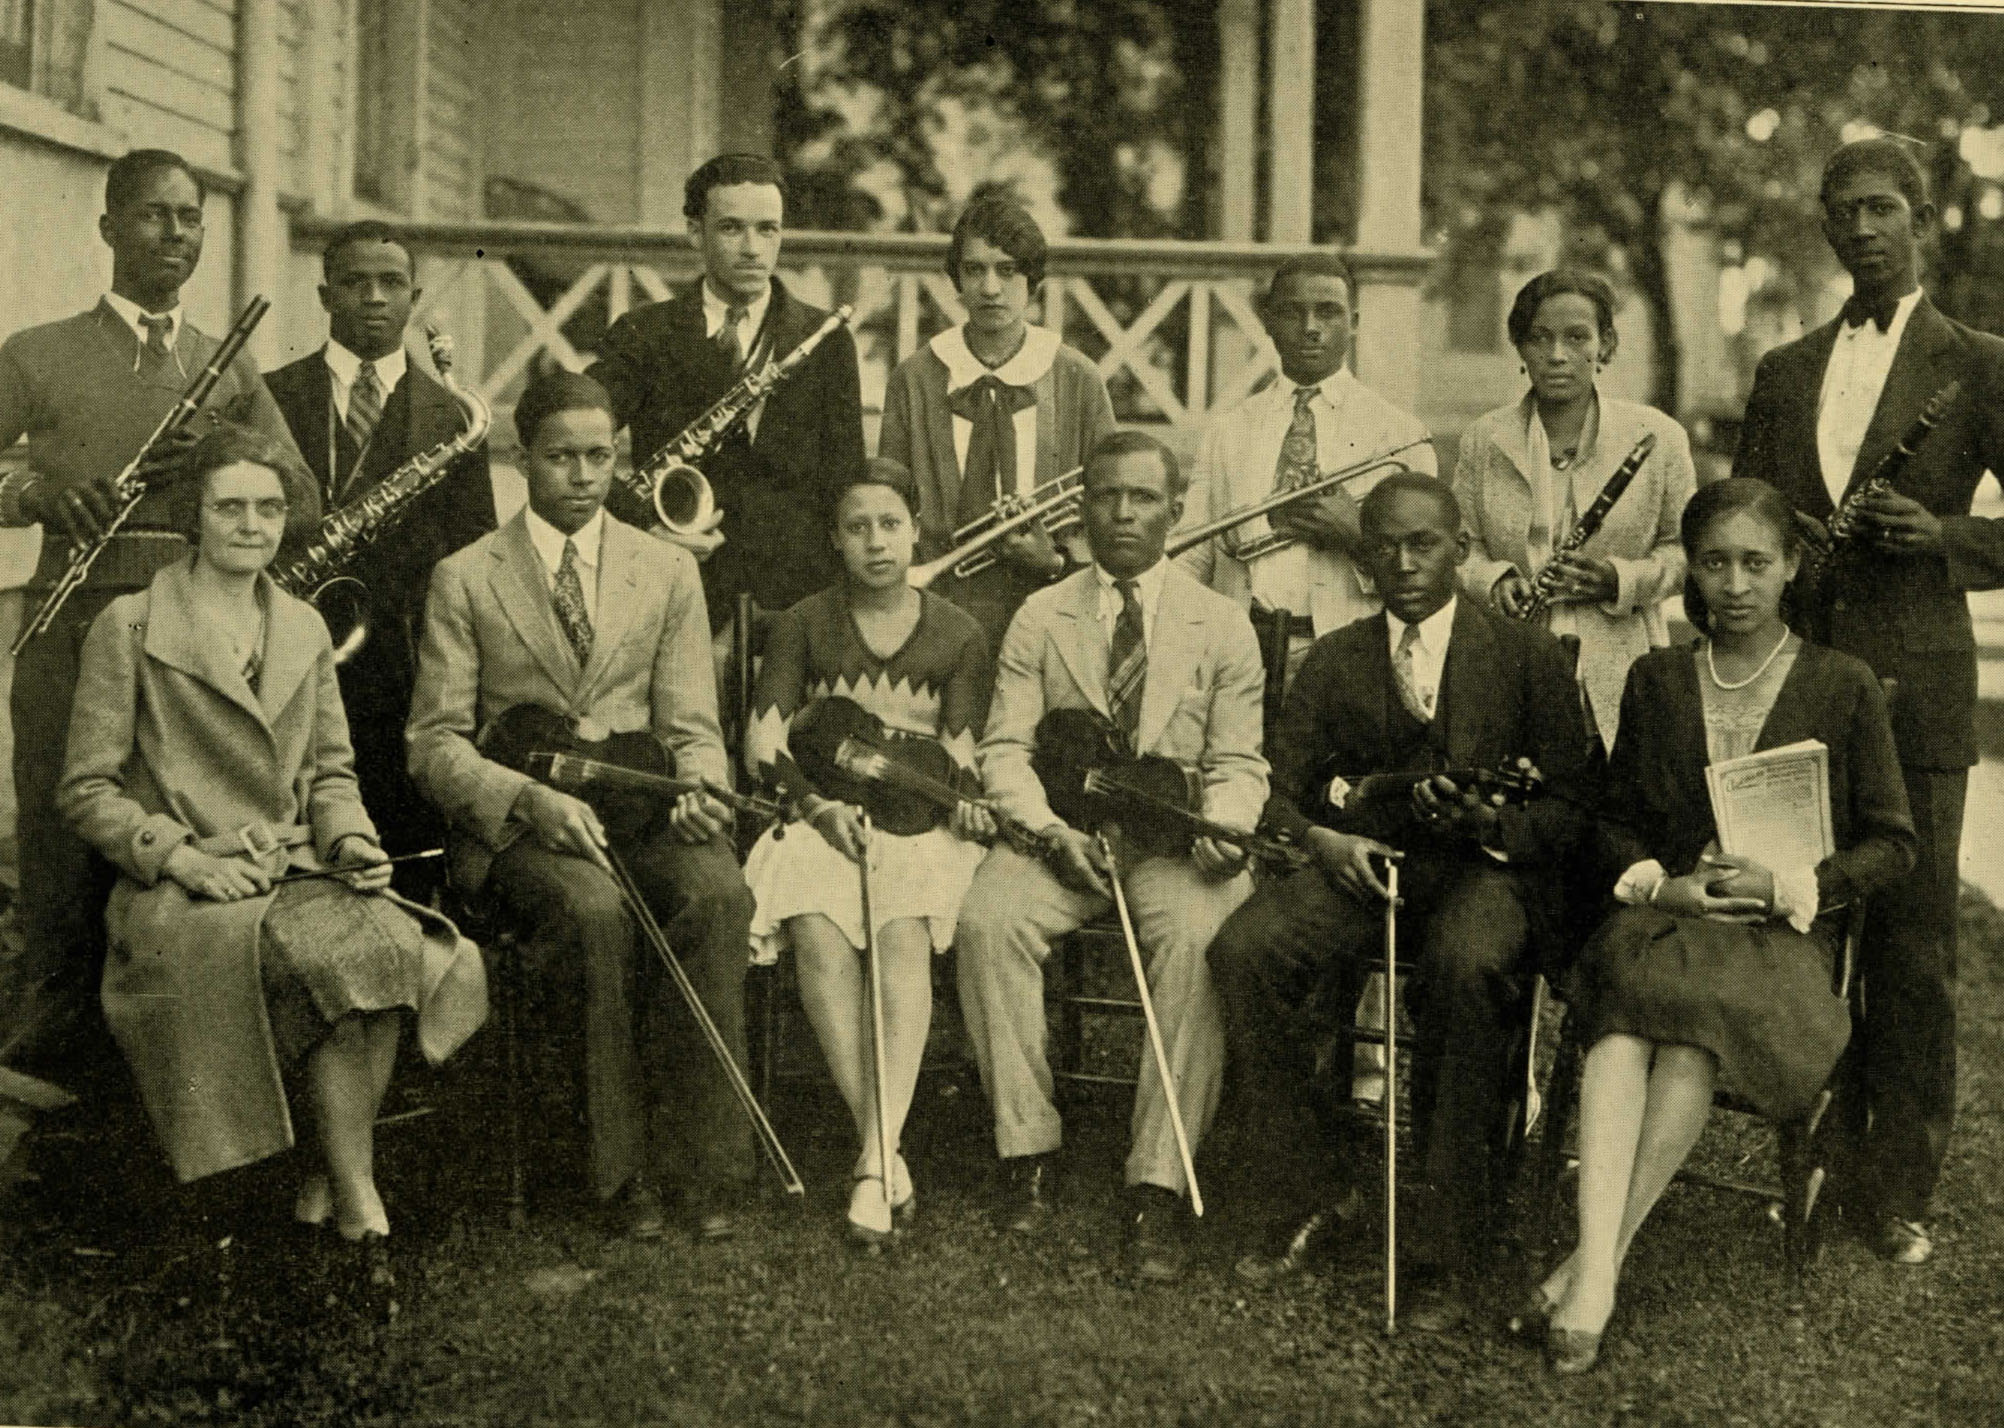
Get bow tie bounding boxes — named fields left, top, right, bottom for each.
left=1840, top=292, right=1903, bottom=335
left=946, top=373, right=1037, bottom=422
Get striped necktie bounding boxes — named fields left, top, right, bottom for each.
left=553, top=538, right=594, bottom=665
left=716, top=304, right=751, bottom=373
left=1108, top=579, right=1146, bottom=750
left=346, top=360, right=385, bottom=474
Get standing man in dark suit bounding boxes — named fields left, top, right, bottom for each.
left=265, top=220, right=494, bottom=897
left=588, top=153, right=866, bottom=654
left=1209, top=472, right=1589, bottom=1329
left=1734, top=137, right=2004, bottom=1266
left=0, top=149, right=312, bottom=1077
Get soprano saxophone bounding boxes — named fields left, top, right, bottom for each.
left=616, top=304, right=854, bottom=533
left=269, top=325, right=491, bottom=663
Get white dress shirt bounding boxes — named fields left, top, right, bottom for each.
left=324, top=338, right=408, bottom=424
left=1384, top=595, right=1456, bottom=721
left=523, top=506, right=605, bottom=628
left=1816, top=286, right=1923, bottom=507
left=701, top=279, right=773, bottom=437
left=1090, top=556, right=1170, bottom=652
left=930, top=323, right=1063, bottom=497
left=102, top=290, right=183, bottom=371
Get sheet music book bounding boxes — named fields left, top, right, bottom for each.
left=1705, top=739, right=1834, bottom=869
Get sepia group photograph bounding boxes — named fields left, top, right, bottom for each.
left=0, top=0, right=2000, bottom=1423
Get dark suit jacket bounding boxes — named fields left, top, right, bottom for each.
left=1599, top=641, right=1915, bottom=912
left=264, top=347, right=495, bottom=621
left=1733, top=296, right=2004, bottom=768
left=587, top=278, right=866, bottom=624
left=1264, top=599, right=1590, bottom=869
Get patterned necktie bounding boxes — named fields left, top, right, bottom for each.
left=948, top=373, right=1039, bottom=527
left=1275, top=385, right=1319, bottom=491
left=1107, top=579, right=1147, bottom=750
left=553, top=538, right=594, bottom=665
left=1391, top=622, right=1433, bottom=724
left=716, top=303, right=751, bottom=373
left=346, top=361, right=384, bottom=474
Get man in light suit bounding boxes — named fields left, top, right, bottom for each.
left=1177, top=255, right=1437, bottom=690
left=266, top=219, right=494, bottom=900
left=407, top=370, right=755, bottom=1242
left=1735, top=137, right=2004, bottom=1266
left=955, top=429, right=1268, bottom=1282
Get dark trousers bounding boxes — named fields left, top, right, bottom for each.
left=1210, top=854, right=1533, bottom=1275
left=487, top=830, right=755, bottom=1201
left=334, top=627, right=445, bottom=903
left=4, top=586, right=120, bottom=1075
left=1851, top=763, right=1965, bottom=1220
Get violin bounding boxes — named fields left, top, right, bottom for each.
left=1031, top=707, right=1309, bottom=871
left=478, top=703, right=780, bottom=842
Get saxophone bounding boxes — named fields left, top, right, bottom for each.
left=616, top=304, right=854, bottom=532
left=270, top=324, right=491, bottom=664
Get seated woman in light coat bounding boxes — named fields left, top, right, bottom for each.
left=57, top=423, right=486, bottom=1306
left=1450, top=267, right=1698, bottom=753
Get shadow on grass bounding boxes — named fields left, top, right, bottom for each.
left=6, top=892, right=2004, bottom=1427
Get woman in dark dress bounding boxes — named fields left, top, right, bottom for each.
left=1529, top=478, right=1915, bottom=1371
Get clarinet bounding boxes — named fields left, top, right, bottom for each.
left=1515, top=431, right=1657, bottom=623
left=13, top=295, right=272, bottom=654
left=1821, top=378, right=1962, bottom=551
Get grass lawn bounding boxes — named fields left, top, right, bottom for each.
left=3, top=890, right=2002, bottom=1427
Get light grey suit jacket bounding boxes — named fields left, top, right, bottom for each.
left=407, top=509, right=729, bottom=891
left=977, top=561, right=1269, bottom=836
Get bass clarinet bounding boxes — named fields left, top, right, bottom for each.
left=1515, top=431, right=1657, bottom=623
left=269, top=325, right=491, bottom=663
left=617, top=304, right=854, bottom=535
left=15, top=295, right=272, bottom=654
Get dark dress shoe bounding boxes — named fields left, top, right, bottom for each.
left=1503, top=1285, right=1560, bottom=1343
left=1872, top=1217, right=1933, bottom=1265
left=1399, top=1267, right=1472, bottom=1336
left=1546, top=1325, right=1601, bottom=1375
left=1124, top=1185, right=1189, bottom=1284
left=998, top=1155, right=1057, bottom=1234
left=611, top=1179, right=667, bottom=1242
left=696, top=1208, right=738, bottom=1243
left=356, top=1231, right=398, bottom=1324
left=1234, top=1188, right=1365, bottom=1285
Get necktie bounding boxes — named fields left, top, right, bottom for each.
left=716, top=304, right=751, bottom=373
left=553, top=538, right=594, bottom=665
left=947, top=373, right=1039, bottom=527
left=346, top=361, right=384, bottom=478
left=1107, top=579, right=1147, bottom=750
left=1275, top=386, right=1319, bottom=492
left=1391, top=622, right=1433, bottom=724
left=136, top=313, right=175, bottom=375
left=1840, top=291, right=1899, bottom=334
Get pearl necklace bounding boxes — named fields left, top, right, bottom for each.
left=1705, top=629, right=1791, bottom=692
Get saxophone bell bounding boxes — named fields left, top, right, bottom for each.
left=312, top=574, right=372, bottom=666
left=652, top=462, right=717, bottom=537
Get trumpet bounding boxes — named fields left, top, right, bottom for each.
left=614, top=305, right=854, bottom=537
left=907, top=466, right=1084, bottom=588
left=1165, top=437, right=1431, bottom=564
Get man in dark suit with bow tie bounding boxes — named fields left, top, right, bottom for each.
left=265, top=220, right=494, bottom=896
left=1734, top=137, right=2004, bottom=1266
left=1208, top=472, right=1589, bottom=1328
left=587, top=153, right=865, bottom=645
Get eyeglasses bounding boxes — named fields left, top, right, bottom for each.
left=204, top=498, right=290, bottom=522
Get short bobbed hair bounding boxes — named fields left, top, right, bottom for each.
left=105, top=149, right=206, bottom=213
left=164, top=421, right=316, bottom=549
left=832, top=457, right=920, bottom=525
left=1506, top=266, right=1618, bottom=349
left=1084, top=429, right=1186, bottom=498
left=684, top=153, right=786, bottom=223
left=514, top=369, right=616, bottom=450
left=946, top=195, right=1049, bottom=292
left=1678, top=478, right=1805, bottom=636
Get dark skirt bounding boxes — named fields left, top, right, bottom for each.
left=1565, top=904, right=1850, bottom=1119
left=259, top=879, right=431, bottom=1067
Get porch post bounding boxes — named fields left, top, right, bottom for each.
left=1353, top=0, right=1426, bottom=411
left=1267, top=0, right=1314, bottom=244
left=235, top=0, right=284, bottom=361
left=1217, top=0, right=1258, bottom=241
left=638, top=0, right=722, bottom=228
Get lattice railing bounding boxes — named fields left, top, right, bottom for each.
left=289, top=218, right=1433, bottom=429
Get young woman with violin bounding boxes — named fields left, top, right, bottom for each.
left=1525, top=479, right=1914, bottom=1373
left=741, top=458, right=995, bottom=1244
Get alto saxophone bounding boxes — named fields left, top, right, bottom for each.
left=615, top=304, right=854, bottom=533
left=270, top=325, right=491, bottom=663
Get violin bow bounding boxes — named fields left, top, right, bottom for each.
left=1098, top=832, right=1204, bottom=1217
left=1382, top=854, right=1400, bottom=1337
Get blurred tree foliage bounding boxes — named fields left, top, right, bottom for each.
left=1427, top=1, right=2004, bottom=409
